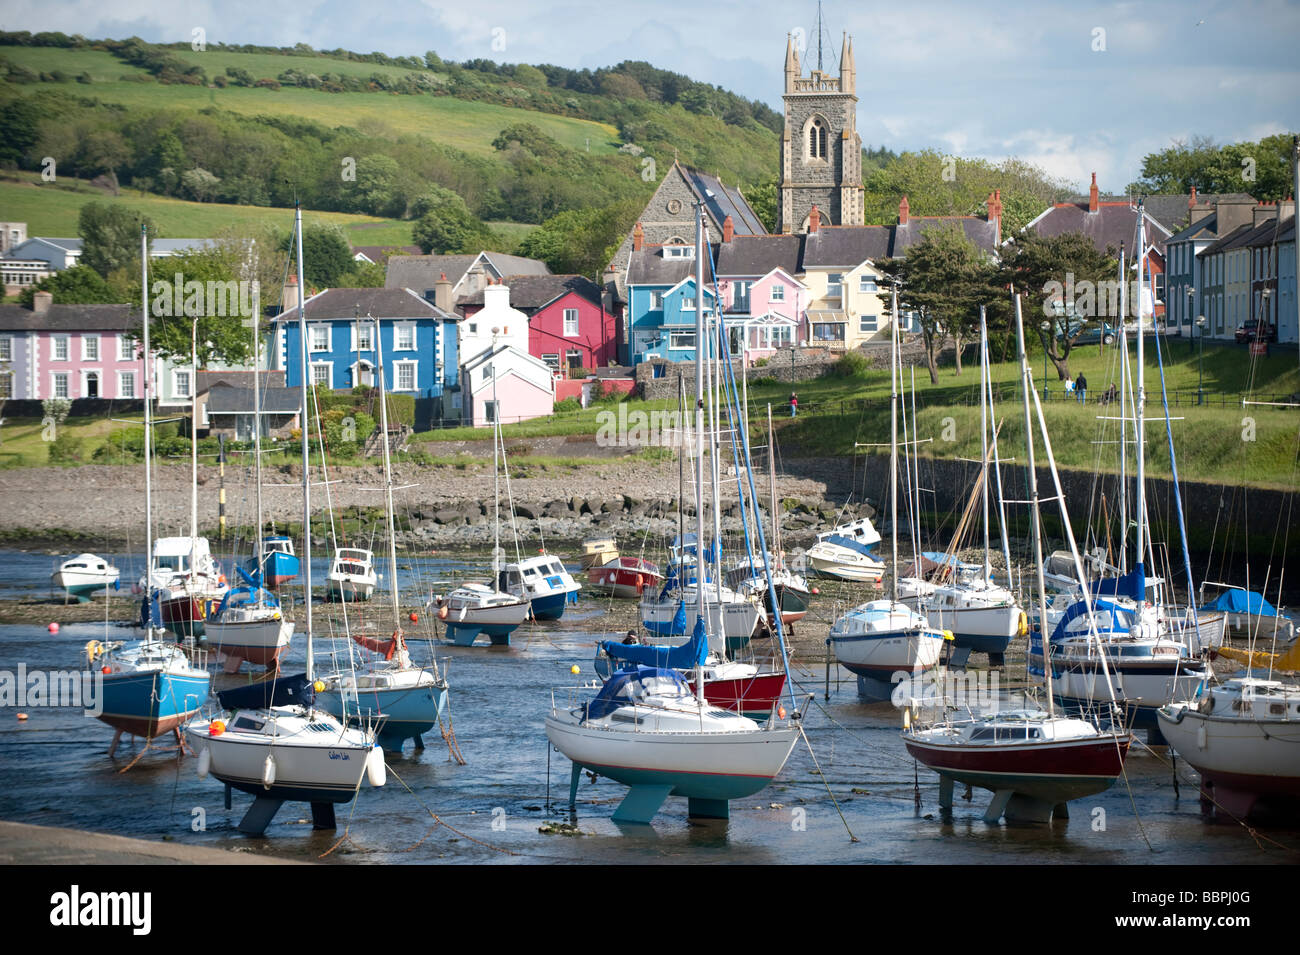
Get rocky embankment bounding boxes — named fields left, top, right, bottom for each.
left=0, top=458, right=867, bottom=550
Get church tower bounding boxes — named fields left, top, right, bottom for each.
left=779, top=31, right=864, bottom=234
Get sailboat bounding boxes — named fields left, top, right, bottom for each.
left=829, top=289, right=947, bottom=700
left=205, top=295, right=294, bottom=673
left=91, top=224, right=211, bottom=758
left=432, top=405, right=529, bottom=646
left=318, top=314, right=449, bottom=753
left=901, top=291, right=1132, bottom=824
left=546, top=201, right=800, bottom=824
left=185, top=207, right=385, bottom=836
left=898, top=307, right=1024, bottom=666
left=1032, top=207, right=1209, bottom=736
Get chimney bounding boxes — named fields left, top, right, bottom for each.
left=484, top=282, right=510, bottom=313
left=281, top=273, right=299, bottom=314
left=1254, top=201, right=1276, bottom=228
left=722, top=215, right=734, bottom=243
left=1088, top=173, right=1099, bottom=213
left=435, top=271, right=452, bottom=312
left=1215, top=197, right=1255, bottom=236
left=1188, top=185, right=1198, bottom=209
left=808, top=204, right=821, bottom=234
left=632, top=222, right=644, bottom=252
left=898, top=196, right=909, bottom=226
left=987, top=189, right=1003, bottom=245
left=1273, top=197, right=1296, bottom=224
left=33, top=290, right=52, bottom=314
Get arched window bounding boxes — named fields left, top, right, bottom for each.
left=807, top=118, right=828, bottom=160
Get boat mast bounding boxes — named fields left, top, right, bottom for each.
left=1014, top=291, right=1054, bottom=717
left=1134, top=205, right=1147, bottom=601
left=373, top=315, right=402, bottom=632
left=767, top=404, right=779, bottom=558
left=141, top=225, right=153, bottom=630
left=979, top=305, right=991, bottom=582
left=294, top=205, right=313, bottom=683
left=190, top=307, right=198, bottom=578
left=253, top=271, right=264, bottom=591
left=889, top=286, right=900, bottom=605
left=1117, top=242, right=1127, bottom=575
left=693, top=200, right=707, bottom=702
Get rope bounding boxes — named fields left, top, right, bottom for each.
left=797, top=722, right=858, bottom=843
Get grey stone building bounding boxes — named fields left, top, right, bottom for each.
left=779, top=32, right=864, bottom=234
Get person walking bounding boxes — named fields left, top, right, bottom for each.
left=1075, top=373, right=1087, bottom=404
left=789, top=392, right=798, bottom=417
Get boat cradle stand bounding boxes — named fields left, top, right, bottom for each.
left=937, top=775, right=1069, bottom=825
left=567, top=764, right=731, bottom=825
left=225, top=784, right=338, bottom=835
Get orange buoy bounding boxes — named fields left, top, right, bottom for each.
left=409, top=612, right=418, bottom=623
left=48, top=622, right=59, bottom=634
left=209, top=720, right=226, bottom=736
left=777, top=705, right=787, bottom=719
left=101, top=666, right=111, bottom=675
left=16, top=712, right=28, bottom=721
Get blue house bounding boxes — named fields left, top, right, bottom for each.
left=273, top=286, right=460, bottom=429
left=626, top=243, right=720, bottom=364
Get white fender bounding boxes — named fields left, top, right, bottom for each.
left=197, top=745, right=211, bottom=779
left=262, top=753, right=277, bottom=789
left=366, top=746, right=386, bottom=787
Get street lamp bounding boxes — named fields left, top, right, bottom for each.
left=1186, top=287, right=1195, bottom=354
left=1040, top=319, right=1052, bottom=398
left=1195, top=314, right=1207, bottom=405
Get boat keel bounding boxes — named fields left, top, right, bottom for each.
left=611, top=784, right=674, bottom=824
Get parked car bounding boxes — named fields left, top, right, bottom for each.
left=1235, top=320, right=1277, bottom=344
left=1068, top=320, right=1119, bottom=345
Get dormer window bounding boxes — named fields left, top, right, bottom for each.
left=663, top=246, right=695, bottom=259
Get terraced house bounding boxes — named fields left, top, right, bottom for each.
left=273, top=286, right=460, bottom=429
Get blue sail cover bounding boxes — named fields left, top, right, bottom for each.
left=601, top=615, right=709, bottom=670
left=213, top=584, right=280, bottom=618
left=1199, top=589, right=1280, bottom=616
left=825, top=535, right=879, bottom=558
left=217, top=672, right=314, bottom=710
left=583, top=666, right=690, bottom=721
left=1089, top=565, right=1146, bottom=602
left=1049, top=597, right=1135, bottom=644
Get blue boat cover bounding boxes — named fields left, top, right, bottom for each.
left=1049, top=597, right=1134, bottom=644
left=824, top=535, right=878, bottom=558
left=213, top=584, right=280, bottom=618
left=217, top=672, right=314, bottom=710
left=600, top=615, right=709, bottom=670
left=921, top=551, right=977, bottom=571
left=583, top=666, right=690, bottom=722
left=1089, top=565, right=1145, bottom=602
left=1198, top=589, right=1280, bottom=616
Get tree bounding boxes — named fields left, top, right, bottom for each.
left=876, top=227, right=993, bottom=382
left=78, top=202, right=157, bottom=277
left=1132, top=134, right=1295, bottom=202
left=280, top=223, right=355, bottom=288
left=411, top=185, right=497, bottom=254
left=19, top=265, right=123, bottom=307
left=135, top=242, right=258, bottom=367
left=742, top=176, right=778, bottom=234
left=997, top=231, right=1116, bottom=380
left=181, top=166, right=221, bottom=202
left=518, top=198, right=642, bottom=277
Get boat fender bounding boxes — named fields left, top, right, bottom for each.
left=1197, top=725, right=1208, bottom=750
left=367, top=746, right=386, bottom=787
left=262, top=753, right=276, bottom=789
left=219, top=574, right=227, bottom=586
left=197, top=745, right=211, bottom=778
left=943, top=630, right=954, bottom=642
left=1017, top=611, right=1029, bottom=637
left=85, top=640, right=102, bottom=665
left=209, top=720, right=226, bottom=736
left=438, top=604, right=449, bottom=621
left=902, top=707, right=910, bottom=729
left=313, top=680, right=325, bottom=693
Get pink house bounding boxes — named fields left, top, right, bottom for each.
left=0, top=294, right=147, bottom=401
left=460, top=275, right=618, bottom=375
left=713, top=229, right=807, bottom=364
left=460, top=344, right=556, bottom=427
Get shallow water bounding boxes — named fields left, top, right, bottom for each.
left=3, top=597, right=1298, bottom=865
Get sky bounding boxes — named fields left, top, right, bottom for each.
left=4, top=0, right=1298, bottom=193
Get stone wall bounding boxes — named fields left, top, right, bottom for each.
left=635, top=347, right=840, bottom=400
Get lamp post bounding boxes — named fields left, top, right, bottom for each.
left=1195, top=314, right=1207, bottom=405
left=1185, top=286, right=1195, bottom=353
left=1040, top=319, right=1052, bottom=398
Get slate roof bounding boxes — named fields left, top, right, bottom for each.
left=1025, top=202, right=1172, bottom=255
left=352, top=244, right=421, bottom=265
left=1060, top=193, right=1256, bottom=234
left=384, top=251, right=550, bottom=293
left=275, top=286, right=454, bottom=323
left=893, top=217, right=1000, bottom=256
left=458, top=274, right=604, bottom=311
left=1166, top=214, right=1221, bottom=245
left=714, top=234, right=803, bottom=276
left=625, top=246, right=719, bottom=286
left=196, top=370, right=286, bottom=395
left=205, top=383, right=301, bottom=415
left=1199, top=222, right=1257, bottom=257
left=0, top=302, right=134, bottom=330
left=680, top=167, right=766, bottom=236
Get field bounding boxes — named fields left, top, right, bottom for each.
left=0, top=46, right=622, bottom=157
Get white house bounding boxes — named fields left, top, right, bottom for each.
left=458, top=281, right=530, bottom=367
left=461, top=343, right=555, bottom=427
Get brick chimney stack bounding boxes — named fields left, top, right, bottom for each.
left=281, top=273, right=299, bottom=315
left=1088, top=173, right=1099, bottom=213
left=632, top=222, right=644, bottom=252
left=33, top=290, right=52, bottom=314
left=722, top=215, right=734, bottom=243
left=1189, top=185, right=1198, bottom=209
left=898, top=196, right=909, bottom=226
left=987, top=189, right=1003, bottom=245
left=808, top=205, right=820, bottom=234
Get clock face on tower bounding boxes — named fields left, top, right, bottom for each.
left=666, top=198, right=682, bottom=215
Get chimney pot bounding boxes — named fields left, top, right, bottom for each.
left=898, top=196, right=910, bottom=226
left=632, top=222, right=644, bottom=252
left=1088, top=173, right=1099, bottom=213
left=33, top=290, right=52, bottom=314
left=722, top=215, right=734, bottom=243
left=809, top=204, right=821, bottom=234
